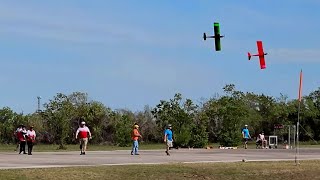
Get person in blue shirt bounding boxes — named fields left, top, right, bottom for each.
left=242, top=125, right=251, bottom=149
left=164, top=124, right=173, bottom=156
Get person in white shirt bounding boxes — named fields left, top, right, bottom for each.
left=260, top=132, right=267, bottom=149
left=75, top=121, right=92, bottom=155
left=27, top=126, right=36, bottom=155
left=256, top=131, right=267, bottom=149
left=18, top=126, right=27, bottom=154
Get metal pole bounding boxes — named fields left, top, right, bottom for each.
left=289, top=126, right=291, bottom=149
left=295, top=69, right=302, bottom=165
left=293, top=125, right=296, bottom=149
left=295, top=101, right=301, bottom=165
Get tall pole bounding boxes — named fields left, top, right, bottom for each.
left=295, top=69, right=303, bottom=165
left=295, top=101, right=301, bottom=165
left=37, top=96, right=41, bottom=113
left=289, top=126, right=291, bottom=149
left=293, top=125, right=296, bottom=148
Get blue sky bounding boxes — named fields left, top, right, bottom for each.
left=0, top=0, right=319, bottom=114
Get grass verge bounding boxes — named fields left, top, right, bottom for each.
left=0, top=143, right=165, bottom=152
left=1, top=142, right=320, bottom=152
left=0, top=160, right=319, bottom=180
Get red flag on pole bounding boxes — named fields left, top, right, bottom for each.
left=298, top=70, right=303, bottom=102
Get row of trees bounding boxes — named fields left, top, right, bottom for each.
left=0, top=84, right=319, bottom=148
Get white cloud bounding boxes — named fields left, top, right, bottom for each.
left=267, top=48, right=320, bottom=63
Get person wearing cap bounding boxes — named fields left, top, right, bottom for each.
left=242, top=125, right=251, bottom=149
left=18, top=125, right=27, bottom=154
left=131, top=124, right=142, bottom=155
left=75, top=121, right=92, bottom=155
left=27, top=126, right=36, bottom=155
left=164, top=124, right=173, bottom=155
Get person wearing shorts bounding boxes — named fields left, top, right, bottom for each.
left=242, top=125, right=251, bottom=149
left=75, top=121, right=92, bottom=155
left=164, top=124, right=173, bottom=156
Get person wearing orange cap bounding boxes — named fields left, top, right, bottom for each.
left=26, top=125, right=36, bottom=155
left=131, top=123, right=142, bottom=155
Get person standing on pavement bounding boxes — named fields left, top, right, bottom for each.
left=14, top=125, right=23, bottom=151
left=18, top=125, right=27, bottom=154
left=242, top=125, right=251, bottom=149
left=26, top=125, right=36, bottom=155
left=164, top=124, right=173, bottom=156
left=75, top=121, right=92, bottom=155
left=131, top=124, right=142, bottom=155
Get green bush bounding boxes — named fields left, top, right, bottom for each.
left=174, top=125, right=192, bottom=148
left=190, top=124, right=208, bottom=148
left=218, top=129, right=242, bottom=147
left=114, top=115, right=133, bottom=147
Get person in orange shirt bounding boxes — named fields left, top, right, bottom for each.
left=131, top=124, right=142, bottom=155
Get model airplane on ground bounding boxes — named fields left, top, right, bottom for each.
left=248, top=41, right=268, bottom=69
left=203, top=22, right=224, bottom=51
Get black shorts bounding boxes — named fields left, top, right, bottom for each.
left=243, top=138, right=249, bottom=142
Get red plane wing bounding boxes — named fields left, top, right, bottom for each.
left=257, top=41, right=264, bottom=54
left=259, top=56, right=266, bottom=69
left=257, top=41, right=266, bottom=69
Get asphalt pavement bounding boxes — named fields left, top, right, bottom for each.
left=0, top=148, right=319, bottom=169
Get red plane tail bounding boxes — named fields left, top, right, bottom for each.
left=247, top=52, right=251, bottom=60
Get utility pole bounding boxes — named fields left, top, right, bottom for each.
left=295, top=70, right=303, bottom=165
left=37, top=96, right=41, bottom=113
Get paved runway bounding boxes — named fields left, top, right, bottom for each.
left=1, top=148, right=320, bottom=169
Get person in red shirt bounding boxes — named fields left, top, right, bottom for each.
left=26, top=126, right=36, bottom=155
left=131, top=124, right=142, bottom=155
left=75, top=121, right=92, bottom=155
left=17, top=125, right=27, bottom=154
left=14, top=125, right=23, bottom=152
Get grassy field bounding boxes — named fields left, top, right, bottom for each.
left=0, top=143, right=166, bottom=152
left=1, top=141, right=320, bottom=152
left=0, top=160, right=319, bottom=180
